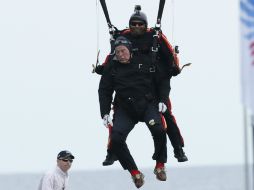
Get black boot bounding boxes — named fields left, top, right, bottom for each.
left=174, top=147, right=188, bottom=162
left=102, top=150, right=118, bottom=166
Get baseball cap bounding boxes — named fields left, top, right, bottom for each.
left=57, top=150, right=75, bottom=160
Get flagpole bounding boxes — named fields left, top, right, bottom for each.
left=251, top=114, right=254, bottom=190
left=244, top=107, right=250, bottom=190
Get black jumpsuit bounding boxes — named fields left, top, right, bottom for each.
left=98, top=57, right=168, bottom=171
left=120, top=29, right=185, bottom=149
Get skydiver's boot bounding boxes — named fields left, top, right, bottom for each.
left=131, top=171, right=145, bottom=188
left=174, top=147, right=188, bottom=162
left=102, top=150, right=118, bottom=166
left=154, top=163, right=167, bottom=181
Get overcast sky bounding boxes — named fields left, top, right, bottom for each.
left=0, top=0, right=246, bottom=174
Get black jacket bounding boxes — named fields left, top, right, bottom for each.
left=98, top=56, right=170, bottom=118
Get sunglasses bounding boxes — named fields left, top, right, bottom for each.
left=115, top=39, right=131, bottom=46
left=60, top=159, right=73, bottom=163
left=130, top=22, right=145, bottom=27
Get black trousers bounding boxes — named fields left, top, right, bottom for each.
left=110, top=102, right=167, bottom=171
left=164, top=99, right=184, bottom=149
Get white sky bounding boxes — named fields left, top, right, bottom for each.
left=0, top=0, right=246, bottom=174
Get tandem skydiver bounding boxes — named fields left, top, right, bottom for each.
left=99, top=36, right=169, bottom=188
left=95, top=5, right=188, bottom=167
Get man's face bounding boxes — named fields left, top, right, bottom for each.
left=57, top=158, right=73, bottom=172
left=115, top=45, right=131, bottom=64
left=129, top=20, right=146, bottom=37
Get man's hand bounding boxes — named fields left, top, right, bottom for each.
left=171, top=53, right=181, bottom=76
left=94, top=65, right=104, bottom=75
left=158, top=102, right=167, bottom=113
left=103, top=114, right=113, bottom=128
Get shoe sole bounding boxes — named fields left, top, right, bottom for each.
left=177, top=158, right=188, bottom=162
left=102, top=161, right=114, bottom=166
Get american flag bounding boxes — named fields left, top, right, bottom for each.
left=240, top=0, right=254, bottom=114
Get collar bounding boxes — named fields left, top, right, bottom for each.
left=56, top=166, right=68, bottom=178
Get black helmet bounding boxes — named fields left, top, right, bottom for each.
left=129, top=5, right=148, bottom=27
left=114, top=36, right=132, bottom=51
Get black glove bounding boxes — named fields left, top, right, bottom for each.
left=94, top=65, right=104, bottom=75
left=170, top=64, right=181, bottom=76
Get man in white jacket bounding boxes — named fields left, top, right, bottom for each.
left=38, top=150, right=75, bottom=190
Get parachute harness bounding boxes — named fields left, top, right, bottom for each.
left=94, top=0, right=191, bottom=73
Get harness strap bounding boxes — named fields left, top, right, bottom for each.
left=151, top=29, right=160, bottom=65
left=157, top=0, right=166, bottom=26
left=138, top=63, right=156, bottom=73
left=99, top=0, right=112, bottom=29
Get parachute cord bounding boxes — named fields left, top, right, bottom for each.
left=170, top=0, right=175, bottom=46
left=92, top=0, right=100, bottom=73
left=170, top=0, right=192, bottom=71
left=96, top=0, right=100, bottom=53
